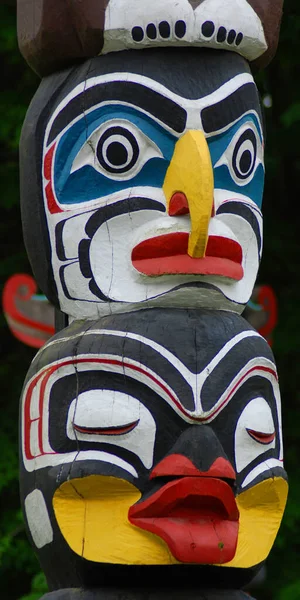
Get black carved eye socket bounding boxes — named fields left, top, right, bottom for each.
left=96, top=126, right=139, bottom=174
left=232, top=128, right=257, bottom=180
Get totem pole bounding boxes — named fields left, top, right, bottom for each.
left=17, top=2, right=286, bottom=599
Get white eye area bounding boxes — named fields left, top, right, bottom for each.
left=71, top=118, right=163, bottom=181
left=215, top=121, right=263, bottom=186
left=66, top=389, right=156, bottom=469
left=96, top=126, right=139, bottom=174
left=235, top=397, right=276, bottom=474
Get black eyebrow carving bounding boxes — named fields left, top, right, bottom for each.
left=201, top=82, right=262, bottom=135
left=47, top=80, right=187, bottom=144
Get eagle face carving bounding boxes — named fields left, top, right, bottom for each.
left=20, top=49, right=264, bottom=319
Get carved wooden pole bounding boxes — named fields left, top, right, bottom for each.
left=17, top=2, right=286, bottom=599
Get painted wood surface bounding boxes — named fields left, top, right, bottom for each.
left=2, top=273, right=55, bottom=347
left=16, top=0, right=285, bottom=597
left=20, top=49, right=265, bottom=319
left=19, top=310, right=287, bottom=591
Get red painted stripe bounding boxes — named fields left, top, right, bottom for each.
left=73, top=420, right=139, bottom=436
left=43, top=143, right=62, bottom=213
left=23, top=358, right=278, bottom=462
left=247, top=429, right=276, bottom=445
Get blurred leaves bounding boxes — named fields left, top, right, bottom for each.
left=281, top=102, right=300, bottom=129
left=19, top=574, right=48, bottom=600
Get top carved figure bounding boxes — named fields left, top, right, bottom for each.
left=18, top=0, right=283, bottom=321
left=18, top=0, right=283, bottom=75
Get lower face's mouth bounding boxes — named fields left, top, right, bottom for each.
left=131, top=233, right=243, bottom=280
left=128, top=476, right=239, bottom=564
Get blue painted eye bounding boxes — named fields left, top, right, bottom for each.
left=71, top=118, right=163, bottom=181
left=214, top=121, right=263, bottom=187
left=232, top=128, right=257, bottom=180
left=96, top=126, right=139, bottom=174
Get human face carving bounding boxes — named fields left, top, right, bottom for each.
left=21, top=310, right=287, bottom=573
left=40, top=52, right=263, bottom=319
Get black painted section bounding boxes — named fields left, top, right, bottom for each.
left=201, top=83, right=262, bottom=134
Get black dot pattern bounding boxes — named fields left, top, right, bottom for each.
left=216, top=26, right=227, bottom=43
left=130, top=20, right=244, bottom=49
left=201, top=21, right=215, bottom=38
left=175, top=20, right=186, bottom=39
left=227, top=29, right=236, bottom=45
left=236, top=32, right=244, bottom=46
left=146, top=23, right=157, bottom=40
left=131, top=26, right=144, bottom=42
left=159, top=21, right=171, bottom=39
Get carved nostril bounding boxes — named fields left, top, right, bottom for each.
left=169, top=192, right=189, bottom=216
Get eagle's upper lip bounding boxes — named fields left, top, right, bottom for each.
left=131, top=233, right=243, bottom=280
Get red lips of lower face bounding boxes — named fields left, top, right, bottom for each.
left=128, top=477, right=239, bottom=565
left=131, top=233, right=243, bottom=280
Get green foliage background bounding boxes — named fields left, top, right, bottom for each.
left=0, top=2, right=300, bottom=598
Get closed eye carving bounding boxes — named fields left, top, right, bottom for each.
left=73, top=420, right=140, bottom=436
left=235, top=396, right=277, bottom=473
left=246, top=429, right=276, bottom=445
left=66, top=389, right=156, bottom=469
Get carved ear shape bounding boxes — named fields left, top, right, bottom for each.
left=17, top=0, right=283, bottom=77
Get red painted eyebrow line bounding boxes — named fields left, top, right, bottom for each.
left=24, top=358, right=278, bottom=460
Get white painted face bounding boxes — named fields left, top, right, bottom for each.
left=42, top=68, right=264, bottom=320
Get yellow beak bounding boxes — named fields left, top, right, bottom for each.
left=163, top=130, right=214, bottom=258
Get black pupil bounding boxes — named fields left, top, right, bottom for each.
left=240, top=149, right=252, bottom=174
left=106, top=141, right=128, bottom=167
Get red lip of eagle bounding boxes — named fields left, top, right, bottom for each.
left=131, top=232, right=243, bottom=280
left=128, top=455, right=239, bottom=564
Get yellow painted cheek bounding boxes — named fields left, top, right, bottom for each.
left=53, top=475, right=178, bottom=565
left=53, top=475, right=287, bottom=568
left=225, top=477, right=288, bottom=568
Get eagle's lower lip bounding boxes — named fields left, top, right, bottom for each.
left=131, top=233, right=243, bottom=280
left=128, top=476, right=239, bottom=564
